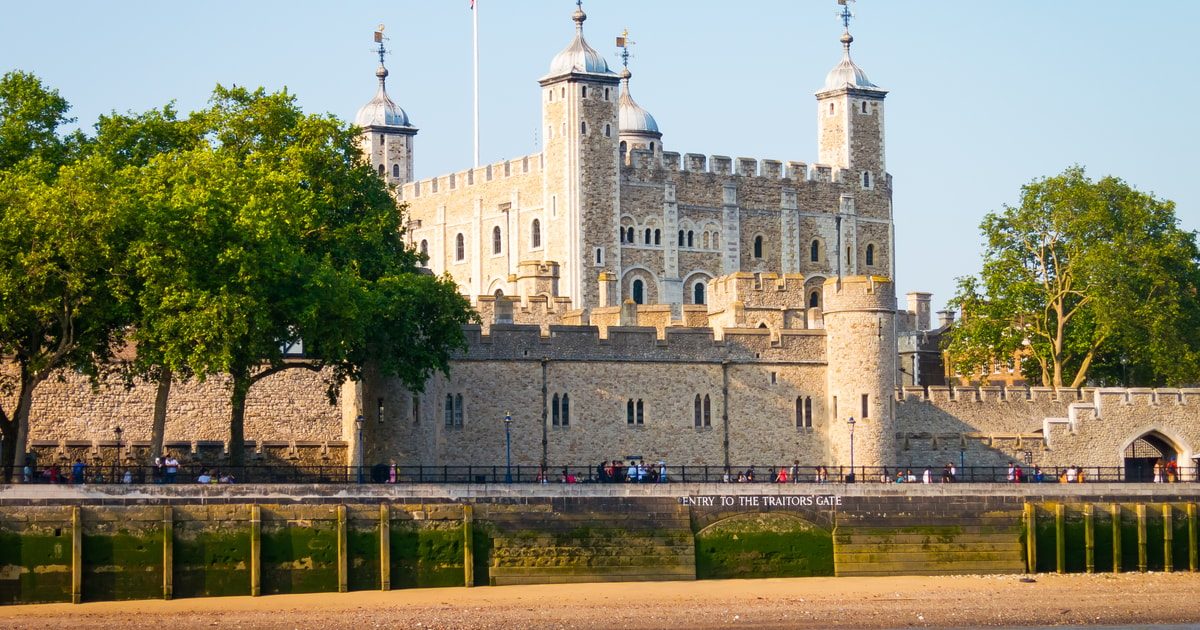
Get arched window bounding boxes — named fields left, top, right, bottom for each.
left=604, top=124, right=611, bottom=137
left=492, top=226, right=502, bottom=254
left=581, top=85, right=587, bottom=98
left=604, top=87, right=610, bottom=100
left=455, top=234, right=465, bottom=261
left=809, top=291, right=820, bottom=309
left=561, top=394, right=569, bottom=426
left=552, top=394, right=561, bottom=426
left=694, top=395, right=702, bottom=427
left=392, top=164, right=400, bottom=178
left=753, top=235, right=763, bottom=259
left=620, top=141, right=627, bottom=155
left=796, top=397, right=803, bottom=428
left=811, top=239, right=821, bottom=262
left=444, top=394, right=454, bottom=426
left=627, top=400, right=635, bottom=425
left=702, top=232, right=710, bottom=249
left=654, top=229, right=661, bottom=245
left=866, top=243, right=875, bottom=266
left=531, top=219, right=542, bottom=248
left=580, top=121, right=587, bottom=135
left=713, top=232, right=720, bottom=248
left=632, top=279, right=644, bottom=304
left=804, top=397, right=813, bottom=427
left=863, top=171, right=870, bottom=188
left=454, top=393, right=463, bottom=426
left=678, top=230, right=685, bottom=246
left=649, top=142, right=655, bottom=151
left=419, top=240, right=429, bottom=257
left=644, top=228, right=652, bottom=244
left=702, top=395, right=711, bottom=427
left=861, top=101, right=868, bottom=113
left=626, top=227, right=635, bottom=243
left=693, top=281, right=706, bottom=305
left=687, top=231, right=694, bottom=247
left=636, top=400, right=644, bottom=425
left=377, top=164, right=385, bottom=176
left=596, top=248, right=603, bottom=264
left=829, top=102, right=835, bottom=115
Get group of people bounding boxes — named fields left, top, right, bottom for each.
left=1152, top=457, right=1179, bottom=483
left=151, top=455, right=182, bottom=483
left=593, top=460, right=666, bottom=483
left=195, top=468, right=235, bottom=484
left=879, top=463, right=957, bottom=484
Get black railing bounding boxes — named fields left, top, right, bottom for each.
left=6, top=463, right=1197, bottom=485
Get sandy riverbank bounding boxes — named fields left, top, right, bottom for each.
left=1, top=572, right=1198, bottom=629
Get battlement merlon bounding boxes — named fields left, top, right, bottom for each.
left=628, top=151, right=890, bottom=187
left=707, top=272, right=808, bottom=308
left=398, top=152, right=546, bottom=201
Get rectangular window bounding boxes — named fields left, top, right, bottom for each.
left=861, top=394, right=869, bottom=419
left=412, top=395, right=420, bottom=425
left=831, top=395, right=838, bottom=423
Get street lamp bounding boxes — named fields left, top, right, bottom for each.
left=1120, top=355, right=1129, bottom=387
left=846, top=416, right=856, bottom=483
left=355, top=414, right=364, bottom=484
left=504, top=412, right=513, bottom=484
left=113, top=427, right=123, bottom=483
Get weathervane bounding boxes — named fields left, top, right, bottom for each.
left=837, top=0, right=855, bottom=30
left=616, top=28, right=636, bottom=69
left=373, top=24, right=390, bottom=64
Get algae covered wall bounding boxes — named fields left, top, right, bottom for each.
left=0, top=485, right=1198, bottom=605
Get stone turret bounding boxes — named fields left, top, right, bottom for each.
left=822, top=276, right=896, bottom=470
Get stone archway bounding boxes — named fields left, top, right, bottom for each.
left=694, top=512, right=833, bottom=579
left=1123, top=431, right=1179, bottom=482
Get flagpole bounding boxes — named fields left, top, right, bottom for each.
left=473, top=0, right=480, bottom=168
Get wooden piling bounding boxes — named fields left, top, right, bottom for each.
left=1083, top=503, right=1095, bottom=573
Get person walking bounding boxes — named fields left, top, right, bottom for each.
left=164, top=454, right=179, bottom=484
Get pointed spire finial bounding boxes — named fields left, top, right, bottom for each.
left=573, top=0, right=586, bottom=31
left=837, top=0, right=856, bottom=31
left=373, top=24, right=389, bottom=66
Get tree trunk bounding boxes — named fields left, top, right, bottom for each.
left=0, top=420, right=17, bottom=484
left=149, top=368, right=172, bottom=463
left=3, top=381, right=36, bottom=483
left=229, top=373, right=250, bottom=472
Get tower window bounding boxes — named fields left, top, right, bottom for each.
left=810, top=239, right=821, bottom=262
left=419, top=239, right=429, bottom=257
left=861, top=394, right=869, bottom=419
left=626, top=227, right=635, bottom=243
left=863, top=171, right=870, bottom=188
left=561, top=393, right=570, bottom=426
left=377, top=164, right=385, bottom=176
left=693, top=281, right=706, bottom=305
left=694, top=395, right=702, bottom=427
left=703, top=395, right=711, bottom=427
left=581, top=85, right=587, bottom=98
left=645, top=228, right=652, bottom=245
left=492, top=226, right=502, bottom=254
left=632, top=279, right=645, bottom=304
left=392, top=164, right=400, bottom=178
left=455, top=233, right=465, bottom=261
left=828, top=102, right=835, bottom=116
left=687, top=231, right=694, bottom=247
left=604, top=124, right=611, bottom=137
left=866, top=243, right=875, bottom=266
left=531, top=219, right=542, bottom=249
left=581, top=121, right=587, bottom=135
left=809, top=291, right=820, bottom=309
left=649, top=142, right=655, bottom=151
left=620, top=141, right=627, bottom=155
left=861, top=101, right=868, bottom=113
left=604, top=87, right=610, bottom=100
left=552, top=394, right=560, bottom=426
left=654, top=229, right=661, bottom=245
left=678, top=230, right=684, bottom=246
left=596, top=248, right=604, bottom=265
left=753, top=235, right=763, bottom=259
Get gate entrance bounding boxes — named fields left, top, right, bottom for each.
left=1123, top=433, right=1178, bottom=482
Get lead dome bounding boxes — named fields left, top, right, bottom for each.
left=545, top=6, right=614, bottom=77
left=355, top=64, right=413, bottom=129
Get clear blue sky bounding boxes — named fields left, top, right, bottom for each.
left=4, top=1, right=1196, bottom=312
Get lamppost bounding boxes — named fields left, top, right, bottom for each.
left=846, top=416, right=856, bottom=483
left=113, top=426, right=123, bottom=483
left=504, top=412, right=513, bottom=484
left=355, top=414, right=364, bottom=484
left=1121, top=355, right=1129, bottom=387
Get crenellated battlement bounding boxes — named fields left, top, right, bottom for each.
left=897, top=386, right=1200, bottom=406
left=626, top=149, right=894, bottom=188
left=453, top=323, right=827, bottom=363
left=399, top=152, right=545, bottom=200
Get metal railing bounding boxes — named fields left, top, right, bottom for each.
left=6, top=463, right=1196, bottom=485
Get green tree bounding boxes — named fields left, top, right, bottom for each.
left=126, top=85, right=474, bottom=468
left=945, top=166, right=1200, bottom=388
left=0, top=72, right=133, bottom=481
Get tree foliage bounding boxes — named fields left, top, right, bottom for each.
left=945, top=166, right=1200, bottom=388
left=0, top=73, right=476, bottom=476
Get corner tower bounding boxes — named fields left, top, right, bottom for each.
left=815, top=5, right=887, bottom=177
left=823, top=276, right=896, bottom=471
left=356, top=26, right=417, bottom=186
left=538, top=2, right=621, bottom=309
